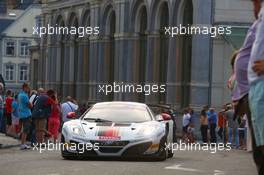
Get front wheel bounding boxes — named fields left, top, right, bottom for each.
left=61, top=135, right=77, bottom=160
left=156, top=147, right=167, bottom=161
left=167, top=149, right=174, bottom=158
left=155, top=138, right=168, bottom=161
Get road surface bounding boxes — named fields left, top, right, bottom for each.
left=0, top=142, right=257, bottom=175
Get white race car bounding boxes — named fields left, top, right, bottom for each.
left=61, top=102, right=174, bottom=160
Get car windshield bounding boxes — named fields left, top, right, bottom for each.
left=83, top=104, right=152, bottom=123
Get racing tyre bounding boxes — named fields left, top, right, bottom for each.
left=61, top=135, right=76, bottom=160
left=167, top=149, right=174, bottom=158
left=156, top=138, right=168, bottom=161
left=156, top=145, right=167, bottom=161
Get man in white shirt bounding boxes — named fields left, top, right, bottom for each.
left=182, top=109, right=191, bottom=133
left=61, top=96, right=79, bottom=123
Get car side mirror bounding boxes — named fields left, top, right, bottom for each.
left=156, top=114, right=163, bottom=121
left=67, top=112, right=77, bottom=119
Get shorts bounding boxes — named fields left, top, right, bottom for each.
left=249, top=80, right=264, bottom=146
left=12, top=114, right=19, bottom=125
left=34, top=118, right=47, bottom=132
left=21, top=117, right=31, bottom=134
left=6, top=113, right=12, bottom=126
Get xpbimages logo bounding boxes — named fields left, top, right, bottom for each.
left=32, top=141, right=100, bottom=154
left=165, top=141, right=232, bottom=154
left=33, top=24, right=100, bottom=38
left=164, top=24, right=232, bottom=38
left=98, top=82, right=166, bottom=95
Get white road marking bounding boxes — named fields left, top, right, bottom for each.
left=165, top=164, right=226, bottom=174
left=214, top=170, right=225, bottom=175
left=165, top=164, right=202, bottom=172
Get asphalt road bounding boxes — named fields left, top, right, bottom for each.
left=0, top=144, right=257, bottom=175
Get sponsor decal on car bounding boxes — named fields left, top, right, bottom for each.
left=97, top=127, right=121, bottom=140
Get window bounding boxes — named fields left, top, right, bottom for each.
left=5, top=65, right=14, bottom=81
left=5, top=41, right=15, bottom=56
left=19, top=65, right=28, bottom=81
left=34, top=16, right=42, bottom=36
left=20, top=42, right=30, bottom=56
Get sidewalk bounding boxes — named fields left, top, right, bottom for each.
left=0, top=133, right=20, bottom=149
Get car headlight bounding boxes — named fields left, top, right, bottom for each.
left=138, top=125, right=161, bottom=137
left=71, top=126, right=85, bottom=136
left=142, top=126, right=156, bottom=136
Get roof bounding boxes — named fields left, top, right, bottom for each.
left=17, top=0, right=34, bottom=10
left=0, top=19, right=14, bottom=33
left=94, top=101, right=147, bottom=108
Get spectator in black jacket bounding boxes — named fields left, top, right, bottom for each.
left=32, top=89, right=55, bottom=144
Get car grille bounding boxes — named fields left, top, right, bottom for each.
left=90, top=140, right=129, bottom=147
left=99, top=147, right=123, bottom=153
left=90, top=140, right=130, bottom=153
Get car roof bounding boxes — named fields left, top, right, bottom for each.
left=94, top=101, right=147, bottom=108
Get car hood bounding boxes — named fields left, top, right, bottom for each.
left=64, top=119, right=164, bottom=141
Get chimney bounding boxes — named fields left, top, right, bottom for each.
left=0, top=1, right=7, bottom=14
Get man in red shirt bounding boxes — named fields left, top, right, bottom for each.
left=218, top=105, right=227, bottom=144
left=5, top=90, right=13, bottom=135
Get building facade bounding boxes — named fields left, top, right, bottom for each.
left=0, top=1, right=41, bottom=93
left=36, top=0, right=254, bottom=110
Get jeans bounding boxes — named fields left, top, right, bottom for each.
left=228, top=127, right=239, bottom=148
left=30, top=120, right=37, bottom=145
left=200, top=125, right=208, bottom=143
left=210, top=123, right=217, bottom=143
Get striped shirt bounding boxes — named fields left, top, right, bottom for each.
left=248, top=3, right=264, bottom=84
left=233, top=21, right=258, bottom=100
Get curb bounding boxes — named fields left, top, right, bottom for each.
left=0, top=144, right=20, bottom=149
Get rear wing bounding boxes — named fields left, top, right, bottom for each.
left=147, top=104, right=171, bottom=109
